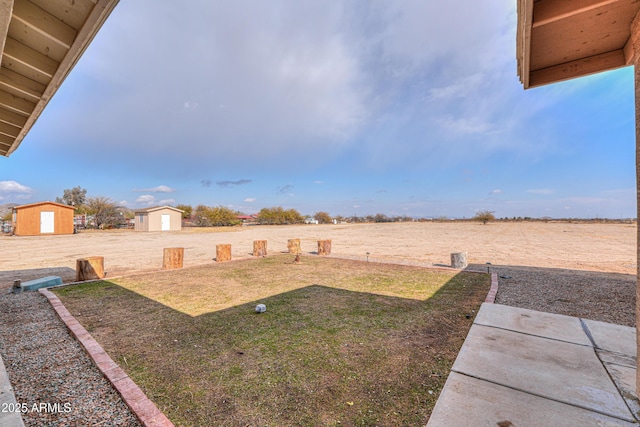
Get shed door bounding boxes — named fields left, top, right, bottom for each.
left=40, top=211, right=55, bottom=233
left=161, top=214, right=171, bottom=231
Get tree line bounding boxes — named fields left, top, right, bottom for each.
left=47, top=186, right=499, bottom=229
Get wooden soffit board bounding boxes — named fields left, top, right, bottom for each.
left=517, top=0, right=640, bottom=89
left=0, top=0, right=119, bottom=157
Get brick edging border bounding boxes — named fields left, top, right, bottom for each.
left=485, top=272, right=499, bottom=303
left=38, top=288, right=174, bottom=427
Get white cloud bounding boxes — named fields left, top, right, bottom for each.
left=55, top=0, right=370, bottom=171
left=0, top=180, right=32, bottom=192
left=244, top=198, right=256, bottom=202
left=489, top=189, right=502, bottom=195
left=135, top=195, right=155, bottom=205
left=0, top=181, right=33, bottom=201
left=133, top=185, right=175, bottom=193
left=159, top=198, right=176, bottom=205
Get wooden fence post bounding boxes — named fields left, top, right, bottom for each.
left=163, top=247, right=184, bottom=269
left=76, top=256, right=105, bottom=281
left=317, top=240, right=332, bottom=256
left=287, top=239, right=301, bottom=254
left=253, top=240, right=268, bottom=257
left=216, top=244, right=232, bottom=262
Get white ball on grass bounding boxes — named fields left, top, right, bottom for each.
left=255, top=304, right=266, bottom=313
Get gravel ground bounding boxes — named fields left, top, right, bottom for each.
left=0, top=291, right=142, bottom=427
left=485, top=264, right=636, bottom=327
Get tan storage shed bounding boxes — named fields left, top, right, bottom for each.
left=12, top=201, right=75, bottom=236
left=134, top=206, right=183, bottom=232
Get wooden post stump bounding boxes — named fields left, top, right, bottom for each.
left=253, top=240, right=268, bottom=257
left=76, top=256, right=105, bottom=281
left=451, top=252, right=467, bottom=269
left=287, top=239, right=301, bottom=254
left=317, top=240, right=332, bottom=256
left=163, top=247, right=184, bottom=269
left=216, top=244, right=232, bottom=262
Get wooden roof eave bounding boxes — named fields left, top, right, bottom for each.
left=0, top=2, right=12, bottom=61
left=1, top=0, right=119, bottom=157
left=517, top=0, right=639, bottom=90
left=516, top=0, right=534, bottom=89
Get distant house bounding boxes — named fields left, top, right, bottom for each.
left=74, top=214, right=87, bottom=229
left=12, top=201, right=75, bottom=236
left=236, top=214, right=258, bottom=225
left=134, top=206, right=184, bottom=232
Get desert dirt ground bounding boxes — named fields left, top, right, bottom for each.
left=0, top=221, right=636, bottom=288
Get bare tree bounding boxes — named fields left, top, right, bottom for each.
left=85, top=197, right=120, bottom=229
left=473, top=210, right=496, bottom=225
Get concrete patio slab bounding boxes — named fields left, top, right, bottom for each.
left=598, top=349, right=637, bottom=369
left=0, top=353, right=25, bottom=427
left=452, top=325, right=631, bottom=420
left=583, top=318, right=637, bottom=356
left=429, top=303, right=639, bottom=426
left=602, top=362, right=640, bottom=419
left=430, top=372, right=636, bottom=427
left=473, top=302, right=592, bottom=345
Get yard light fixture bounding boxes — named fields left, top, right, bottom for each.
left=486, top=262, right=492, bottom=274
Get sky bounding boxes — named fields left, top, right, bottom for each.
left=0, top=1, right=636, bottom=219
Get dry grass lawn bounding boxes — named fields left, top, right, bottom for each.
left=54, top=254, right=489, bottom=426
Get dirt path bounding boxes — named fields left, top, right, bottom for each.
left=0, top=222, right=636, bottom=287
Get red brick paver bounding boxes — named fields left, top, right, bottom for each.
left=39, top=288, right=175, bottom=427
left=484, top=272, right=499, bottom=303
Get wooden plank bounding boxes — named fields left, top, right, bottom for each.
left=30, top=0, right=95, bottom=31
left=529, top=49, right=626, bottom=88
left=0, top=106, right=27, bottom=127
left=8, top=19, right=68, bottom=62
left=624, top=36, right=634, bottom=65
left=3, top=37, right=59, bottom=78
left=533, top=0, right=622, bottom=28
left=0, top=120, right=20, bottom=138
left=0, top=68, right=45, bottom=102
left=12, top=0, right=78, bottom=49
left=0, top=1, right=13, bottom=59
left=0, top=132, right=16, bottom=146
left=0, top=89, right=36, bottom=115
left=516, top=0, right=534, bottom=88
left=0, top=137, right=13, bottom=148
